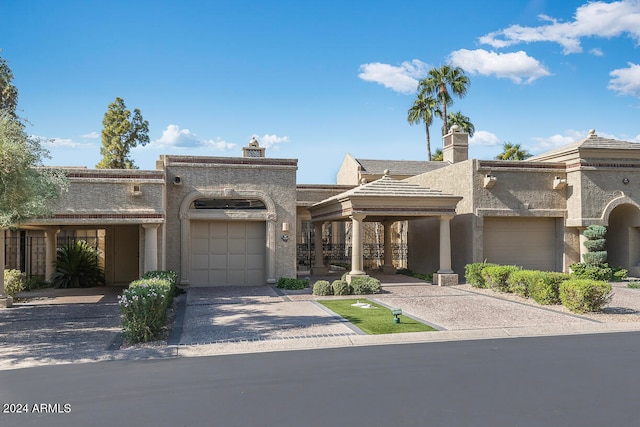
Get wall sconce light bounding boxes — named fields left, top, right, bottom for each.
left=173, top=176, right=182, bottom=185
left=623, top=177, right=630, bottom=185
left=281, top=234, right=289, bottom=242
left=483, top=174, right=497, bottom=188
left=282, top=222, right=290, bottom=232
left=131, top=184, right=142, bottom=196
left=553, top=176, right=567, bottom=190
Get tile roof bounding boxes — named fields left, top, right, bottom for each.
left=355, top=158, right=447, bottom=176
left=529, top=131, right=640, bottom=161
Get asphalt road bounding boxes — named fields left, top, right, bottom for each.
left=1, top=332, right=640, bottom=427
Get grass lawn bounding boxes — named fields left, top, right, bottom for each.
left=319, top=299, right=436, bottom=335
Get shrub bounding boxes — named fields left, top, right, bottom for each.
left=350, top=276, right=382, bottom=294
left=141, top=270, right=178, bottom=286
left=583, top=251, right=607, bottom=266
left=583, top=225, right=607, bottom=240
left=583, top=238, right=606, bottom=252
left=119, top=282, right=173, bottom=343
left=582, top=225, right=608, bottom=266
left=51, top=240, right=104, bottom=288
left=3, top=269, right=26, bottom=298
left=481, top=265, right=521, bottom=292
left=612, top=267, right=628, bottom=282
left=570, top=263, right=613, bottom=281
left=331, top=280, right=350, bottom=296
left=528, top=272, right=570, bottom=305
left=465, top=262, right=498, bottom=288
left=312, top=280, right=333, bottom=296
left=560, top=279, right=612, bottom=313
left=506, top=270, right=540, bottom=298
left=397, top=269, right=433, bottom=282
left=628, top=281, right=640, bottom=289
left=24, top=275, right=48, bottom=291
left=276, top=277, right=309, bottom=290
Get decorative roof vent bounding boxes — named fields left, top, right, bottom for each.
left=589, top=129, right=596, bottom=137
left=242, top=136, right=265, bottom=158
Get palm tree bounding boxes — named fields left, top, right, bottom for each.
left=432, top=148, right=444, bottom=161
left=444, top=111, right=475, bottom=137
left=407, top=92, right=440, bottom=161
left=419, top=65, right=470, bottom=135
left=495, top=142, right=532, bottom=160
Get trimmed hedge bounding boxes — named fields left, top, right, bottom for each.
left=350, top=276, right=382, bottom=295
left=312, top=280, right=333, bottom=296
left=529, top=272, right=570, bottom=305
left=506, top=270, right=539, bottom=298
left=3, top=269, right=26, bottom=298
left=465, top=262, right=498, bottom=288
left=332, top=280, right=350, bottom=296
left=481, top=265, right=521, bottom=292
left=276, top=277, right=309, bottom=290
left=560, top=279, right=612, bottom=313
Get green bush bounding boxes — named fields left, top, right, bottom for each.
left=583, top=225, right=607, bottom=240
left=397, top=268, right=433, bottom=282
left=312, top=280, right=333, bottom=296
left=465, top=262, right=498, bottom=288
left=583, top=251, right=607, bottom=265
left=612, top=267, right=628, bottom=282
left=350, top=276, right=382, bottom=294
left=583, top=238, right=606, bottom=252
left=3, top=269, right=26, bottom=298
left=51, top=240, right=104, bottom=288
left=529, top=272, right=570, bottom=305
left=24, top=275, right=48, bottom=291
left=141, top=270, right=178, bottom=286
left=481, top=265, right=521, bottom=292
left=559, top=279, right=612, bottom=313
left=570, top=263, right=613, bottom=281
left=119, top=281, right=173, bottom=343
left=331, top=280, right=350, bottom=296
left=506, top=270, right=540, bottom=298
left=276, top=277, right=309, bottom=290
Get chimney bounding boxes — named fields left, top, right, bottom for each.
left=442, top=124, right=468, bottom=163
left=242, top=136, right=265, bottom=158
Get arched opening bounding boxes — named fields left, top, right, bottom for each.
left=606, top=204, right=640, bottom=274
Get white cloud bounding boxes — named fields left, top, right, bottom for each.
left=469, top=130, right=500, bottom=146
left=39, top=136, right=92, bottom=149
left=589, top=48, right=604, bottom=56
left=608, top=62, right=640, bottom=97
left=479, top=0, right=640, bottom=54
left=81, top=131, right=100, bottom=139
left=150, top=124, right=236, bottom=151
left=358, top=59, right=431, bottom=94
left=448, top=49, right=551, bottom=84
left=253, top=134, right=289, bottom=149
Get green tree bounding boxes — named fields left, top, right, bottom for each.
left=495, top=142, right=532, bottom=160
left=418, top=65, right=470, bottom=136
left=1, top=110, right=68, bottom=304
left=444, top=111, right=475, bottom=137
left=0, top=53, right=18, bottom=116
left=407, top=92, right=440, bottom=161
left=432, top=148, right=443, bottom=161
left=97, top=97, right=149, bottom=169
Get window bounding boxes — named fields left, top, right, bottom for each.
left=191, top=198, right=266, bottom=210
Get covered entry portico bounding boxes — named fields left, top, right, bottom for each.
left=308, top=171, right=462, bottom=285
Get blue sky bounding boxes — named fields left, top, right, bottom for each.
left=2, top=0, right=640, bottom=183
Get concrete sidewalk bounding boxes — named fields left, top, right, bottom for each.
left=2, top=276, right=640, bottom=370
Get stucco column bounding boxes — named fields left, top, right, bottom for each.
left=349, top=213, right=366, bottom=276
left=44, top=227, right=60, bottom=282
left=313, top=222, right=328, bottom=274
left=382, top=221, right=395, bottom=274
left=180, top=213, right=190, bottom=286
left=266, top=218, right=276, bottom=284
left=437, top=215, right=454, bottom=274
left=0, top=229, right=11, bottom=308
left=142, top=224, right=160, bottom=273
left=578, top=227, right=588, bottom=263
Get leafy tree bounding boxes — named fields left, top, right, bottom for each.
left=418, top=65, right=470, bottom=135
left=0, top=53, right=18, bottom=116
left=97, top=97, right=149, bottom=169
left=444, top=111, right=475, bottom=137
left=495, top=142, right=532, bottom=160
left=1, top=110, right=68, bottom=302
left=432, top=148, right=443, bottom=161
left=408, top=92, right=440, bottom=160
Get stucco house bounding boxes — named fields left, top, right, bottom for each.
left=3, top=128, right=640, bottom=289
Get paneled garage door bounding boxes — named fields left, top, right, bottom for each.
left=190, top=221, right=265, bottom=285
left=483, top=217, right=557, bottom=271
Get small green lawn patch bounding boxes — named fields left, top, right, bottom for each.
left=319, top=299, right=436, bottom=334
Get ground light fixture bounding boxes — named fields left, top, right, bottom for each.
left=392, top=308, right=402, bottom=324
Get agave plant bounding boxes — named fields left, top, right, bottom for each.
left=51, top=240, right=104, bottom=288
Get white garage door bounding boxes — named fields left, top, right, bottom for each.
left=190, top=221, right=265, bottom=285
left=483, top=217, right=557, bottom=271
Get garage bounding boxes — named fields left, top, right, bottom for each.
left=483, top=217, right=558, bottom=271
left=190, top=221, right=266, bottom=285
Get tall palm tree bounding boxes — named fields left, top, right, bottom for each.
left=419, top=65, right=470, bottom=135
left=495, top=142, right=532, bottom=160
left=444, top=111, right=475, bottom=137
left=407, top=92, right=440, bottom=161
left=432, top=148, right=444, bottom=161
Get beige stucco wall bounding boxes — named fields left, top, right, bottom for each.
left=336, top=154, right=361, bottom=185
left=161, top=156, right=298, bottom=284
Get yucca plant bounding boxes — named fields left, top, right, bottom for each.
left=51, top=240, right=104, bottom=288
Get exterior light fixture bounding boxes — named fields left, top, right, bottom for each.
left=623, top=177, right=630, bottom=185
